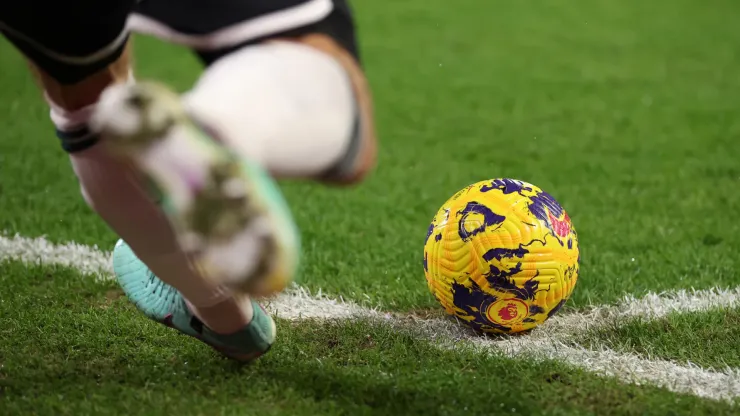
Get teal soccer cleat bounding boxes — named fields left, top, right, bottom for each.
left=113, top=239, right=276, bottom=362
left=91, top=81, right=300, bottom=298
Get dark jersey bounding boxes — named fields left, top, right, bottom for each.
left=0, top=0, right=357, bottom=84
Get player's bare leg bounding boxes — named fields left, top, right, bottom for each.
left=20, top=42, right=277, bottom=360
left=90, top=79, right=299, bottom=299
left=80, top=0, right=375, bottom=359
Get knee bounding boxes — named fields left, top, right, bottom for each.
left=283, top=36, right=378, bottom=186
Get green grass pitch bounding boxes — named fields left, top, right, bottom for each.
left=2, top=0, right=740, bottom=414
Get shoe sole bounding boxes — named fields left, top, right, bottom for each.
left=162, top=311, right=277, bottom=362
left=95, top=81, right=299, bottom=297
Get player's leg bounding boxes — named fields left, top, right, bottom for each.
left=1, top=1, right=277, bottom=360
left=185, top=32, right=376, bottom=185
left=126, top=0, right=376, bottom=185
left=95, top=0, right=374, bottom=305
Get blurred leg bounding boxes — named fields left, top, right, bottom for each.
left=1, top=1, right=256, bottom=334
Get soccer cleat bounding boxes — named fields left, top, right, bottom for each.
left=113, top=239, right=276, bottom=361
left=90, top=81, right=299, bottom=297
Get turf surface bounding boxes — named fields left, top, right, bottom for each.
left=2, top=0, right=740, bottom=311
left=579, top=307, right=740, bottom=372
left=1, top=260, right=736, bottom=415
left=1, top=0, right=740, bottom=413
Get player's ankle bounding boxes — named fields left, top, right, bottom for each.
left=185, top=295, right=254, bottom=335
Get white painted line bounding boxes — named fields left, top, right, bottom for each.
left=266, top=285, right=381, bottom=321
left=504, top=338, right=740, bottom=402
left=535, top=288, right=740, bottom=340
left=507, top=342, right=740, bottom=402
left=0, top=233, right=377, bottom=321
left=0, top=233, right=111, bottom=278
left=1, top=233, right=739, bottom=402
left=409, top=315, right=740, bottom=402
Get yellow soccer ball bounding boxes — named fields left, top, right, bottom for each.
left=422, top=179, right=579, bottom=334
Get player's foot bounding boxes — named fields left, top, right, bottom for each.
left=90, top=81, right=299, bottom=297
left=113, top=239, right=275, bottom=361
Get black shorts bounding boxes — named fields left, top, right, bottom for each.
left=0, top=0, right=358, bottom=85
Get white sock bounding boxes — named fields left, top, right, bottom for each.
left=183, top=41, right=356, bottom=178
